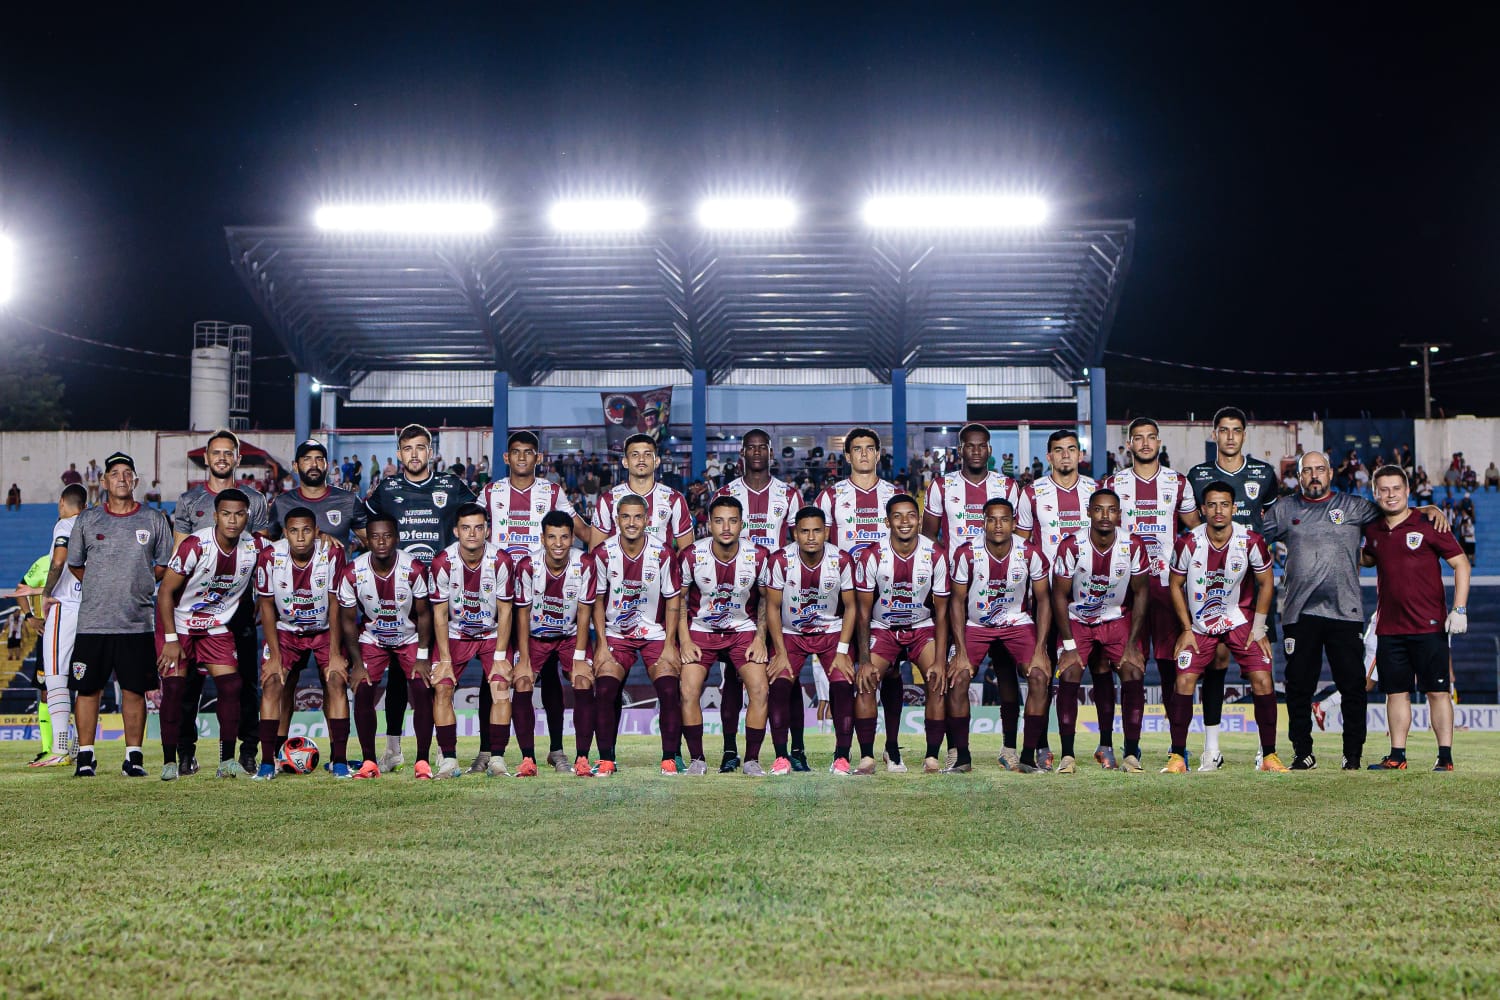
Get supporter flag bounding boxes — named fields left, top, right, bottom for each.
left=602, top=387, right=672, bottom=451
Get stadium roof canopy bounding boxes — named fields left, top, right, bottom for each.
left=225, top=221, right=1134, bottom=390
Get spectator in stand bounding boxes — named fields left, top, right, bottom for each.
left=1444, top=454, right=1463, bottom=499
left=1414, top=467, right=1434, bottom=503
left=6, top=483, right=20, bottom=511
left=1462, top=463, right=1478, bottom=492
left=369, top=455, right=380, bottom=491
left=84, top=459, right=102, bottom=505
left=383, top=456, right=398, bottom=478
left=1460, top=510, right=1477, bottom=564
left=1281, top=468, right=1298, bottom=496
left=1353, top=461, right=1370, bottom=495
left=1481, top=460, right=1498, bottom=491
left=476, top=454, right=490, bottom=489
left=704, top=451, right=723, bottom=488
left=61, top=463, right=83, bottom=487
left=1159, top=446, right=1171, bottom=469
left=879, top=452, right=894, bottom=479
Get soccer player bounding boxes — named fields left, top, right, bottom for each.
left=590, top=494, right=683, bottom=775
left=592, top=433, right=695, bottom=550
left=948, top=498, right=1053, bottom=772
left=513, top=511, right=597, bottom=776
left=677, top=496, right=772, bottom=775
left=270, top=439, right=368, bottom=546
left=68, top=452, right=174, bottom=778
left=853, top=494, right=951, bottom=775
left=1163, top=481, right=1285, bottom=773
left=478, top=430, right=591, bottom=774
left=364, top=424, right=476, bottom=772
left=156, top=489, right=261, bottom=779
left=1050, top=489, right=1150, bottom=773
left=1360, top=466, right=1469, bottom=771
left=337, top=514, right=436, bottom=779
left=254, top=506, right=351, bottom=778
left=817, top=427, right=904, bottom=768
left=1102, top=418, right=1200, bottom=763
left=1016, top=429, right=1098, bottom=769
left=714, top=429, right=803, bottom=772
left=763, top=507, right=858, bottom=773
left=1184, top=407, right=1281, bottom=768
left=25, top=484, right=87, bottom=766
left=173, top=429, right=272, bottom=775
left=430, top=504, right=516, bottom=778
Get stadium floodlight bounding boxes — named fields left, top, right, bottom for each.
left=861, top=194, right=1048, bottom=230
left=312, top=202, right=496, bottom=234
left=0, top=233, right=14, bottom=305
left=696, top=197, right=799, bottom=231
left=548, top=199, right=649, bottom=233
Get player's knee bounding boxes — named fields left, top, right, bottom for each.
left=1059, top=665, right=1083, bottom=683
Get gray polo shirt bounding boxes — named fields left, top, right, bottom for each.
left=68, top=503, right=175, bottom=633
left=1260, top=492, right=1378, bottom=625
left=173, top=483, right=271, bottom=537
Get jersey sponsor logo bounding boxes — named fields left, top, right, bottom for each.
left=135, top=529, right=151, bottom=544
left=1244, top=482, right=1261, bottom=500
left=327, top=509, right=342, bottom=526
left=1405, top=531, right=1423, bottom=550
left=432, top=491, right=448, bottom=508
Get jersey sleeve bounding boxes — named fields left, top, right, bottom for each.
left=1176, top=475, right=1198, bottom=515
left=1051, top=538, right=1076, bottom=580
left=168, top=536, right=200, bottom=577
left=1128, top=537, right=1150, bottom=575
left=1429, top=522, right=1465, bottom=561
left=51, top=519, right=71, bottom=549
left=512, top=556, right=533, bottom=608
left=1350, top=495, right=1381, bottom=527
left=248, top=492, right=271, bottom=534
left=67, top=517, right=87, bottom=568
left=1027, top=545, right=1050, bottom=581
left=924, top=477, right=944, bottom=519
left=660, top=545, right=682, bottom=599
left=853, top=548, right=876, bottom=593
left=153, top=512, right=175, bottom=566
left=837, top=550, right=856, bottom=591
left=1016, top=486, right=1036, bottom=533
left=335, top=565, right=358, bottom=608
left=762, top=550, right=784, bottom=591
left=495, top=551, right=516, bottom=601
left=253, top=548, right=276, bottom=598
left=931, top=548, right=951, bottom=597
left=364, top=483, right=386, bottom=518
left=578, top=555, right=597, bottom=605
left=171, top=499, right=193, bottom=536
left=670, top=491, right=692, bottom=539
left=1258, top=501, right=1285, bottom=543
left=1247, top=531, right=1272, bottom=572
left=1170, top=535, right=1193, bottom=576
left=409, top=561, right=430, bottom=600
left=429, top=553, right=452, bottom=602
left=592, top=492, right=614, bottom=536
left=348, top=497, right=368, bottom=532
left=950, top=543, right=971, bottom=586
left=590, top=546, right=609, bottom=597
left=816, top=486, right=835, bottom=526
left=1257, top=465, right=1281, bottom=510
left=552, top=486, right=578, bottom=520
left=329, top=543, right=347, bottom=579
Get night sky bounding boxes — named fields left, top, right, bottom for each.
left=3, top=6, right=1496, bottom=428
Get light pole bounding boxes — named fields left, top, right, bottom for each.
left=1400, top=341, right=1449, bottom=419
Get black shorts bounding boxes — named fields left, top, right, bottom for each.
left=70, top=632, right=159, bottom=696
left=1375, top=633, right=1449, bottom=695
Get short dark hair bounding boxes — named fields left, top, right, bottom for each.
left=1199, top=481, right=1237, bottom=505
left=282, top=505, right=318, bottom=527
left=206, top=429, right=240, bottom=452
left=214, top=488, right=249, bottom=510
left=541, top=510, right=574, bottom=533
left=793, top=505, right=826, bottom=526
left=366, top=513, right=401, bottom=536
left=1089, top=488, right=1120, bottom=507
left=982, top=497, right=1015, bottom=516
left=398, top=423, right=431, bottom=445
left=742, top=428, right=771, bottom=447
left=709, top=495, right=743, bottom=517
left=1372, top=465, right=1409, bottom=488
left=1046, top=429, right=1080, bottom=450
left=1126, top=417, right=1159, bottom=436
left=959, top=422, right=990, bottom=442
left=507, top=430, right=540, bottom=450
left=622, top=433, right=657, bottom=454
left=886, top=493, right=919, bottom=516
left=60, top=483, right=87, bottom=509
left=844, top=427, right=880, bottom=453
left=1212, top=406, right=1247, bottom=430
left=454, top=502, right=488, bottom=522
left=617, top=493, right=649, bottom=512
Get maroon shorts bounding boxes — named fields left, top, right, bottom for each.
left=965, top=624, right=1040, bottom=675
left=689, top=628, right=754, bottom=670
left=266, top=630, right=332, bottom=673
left=359, top=640, right=421, bottom=685
left=1146, top=579, right=1183, bottom=660
left=1066, top=617, right=1141, bottom=667
left=604, top=635, right=667, bottom=675
left=526, top=634, right=585, bottom=675
left=449, top=637, right=506, bottom=684
left=869, top=625, right=936, bottom=664
left=784, top=631, right=845, bottom=681
left=156, top=629, right=237, bottom=674
left=1177, top=623, right=1271, bottom=677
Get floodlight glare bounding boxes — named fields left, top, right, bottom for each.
left=313, top=202, right=496, bottom=233
left=862, top=195, right=1048, bottom=230
left=696, top=197, right=799, bottom=230
left=548, top=199, right=649, bottom=233
left=0, top=234, right=14, bottom=305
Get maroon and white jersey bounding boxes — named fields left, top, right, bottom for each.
left=254, top=538, right=345, bottom=634
left=1052, top=533, right=1149, bottom=625
left=1170, top=524, right=1271, bottom=634
left=592, top=481, right=693, bottom=546
left=925, top=470, right=1020, bottom=548
left=950, top=540, right=1050, bottom=629
left=478, top=477, right=578, bottom=559
left=715, top=476, right=801, bottom=550
left=1102, top=468, right=1197, bottom=585
left=817, top=478, right=900, bottom=557
left=514, top=548, right=596, bottom=639
left=430, top=542, right=515, bottom=641
left=336, top=550, right=430, bottom=646
left=167, top=529, right=261, bottom=634
left=592, top=537, right=682, bottom=641
left=1017, top=474, right=1098, bottom=562
left=855, top=537, right=951, bottom=631
left=763, top=543, right=855, bottom=636
left=678, top=539, right=767, bottom=634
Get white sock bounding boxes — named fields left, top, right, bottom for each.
left=126, top=745, right=142, bottom=761
left=79, top=744, right=95, bottom=757
left=1203, top=724, right=1220, bottom=757
left=385, top=734, right=401, bottom=755
left=44, top=675, right=72, bottom=755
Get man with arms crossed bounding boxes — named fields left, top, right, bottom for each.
left=1361, top=466, right=1469, bottom=771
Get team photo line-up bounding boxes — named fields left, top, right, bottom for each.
left=24, top=406, right=1470, bottom=782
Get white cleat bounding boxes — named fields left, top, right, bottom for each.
left=1197, top=752, right=1225, bottom=772
left=883, top=752, right=907, bottom=773
left=379, top=750, right=405, bottom=774
left=487, top=756, right=509, bottom=777
left=436, top=757, right=462, bottom=779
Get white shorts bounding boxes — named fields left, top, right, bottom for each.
left=1362, top=613, right=1379, bottom=683
left=42, top=601, right=80, bottom=679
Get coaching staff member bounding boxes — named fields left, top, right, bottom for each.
left=1261, top=451, right=1446, bottom=770
left=67, top=452, right=174, bottom=777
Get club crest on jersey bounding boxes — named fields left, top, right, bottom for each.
left=1329, top=508, right=1345, bottom=525
left=326, top=510, right=342, bottom=526
left=432, top=491, right=448, bottom=508
left=135, top=529, right=151, bottom=545
left=1244, top=482, right=1260, bottom=500
left=72, top=660, right=86, bottom=680
left=1405, top=531, right=1423, bottom=550
left=1176, top=650, right=1193, bottom=669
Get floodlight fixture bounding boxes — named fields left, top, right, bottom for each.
left=548, top=199, right=649, bottom=233
left=861, top=194, right=1048, bottom=230
left=696, top=197, right=799, bottom=230
left=0, top=233, right=14, bottom=305
left=312, top=202, right=496, bottom=234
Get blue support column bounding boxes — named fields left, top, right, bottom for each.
left=691, top=369, right=708, bottom=483
left=294, top=372, right=312, bottom=447
left=1089, top=366, right=1108, bottom=479
left=492, top=370, right=510, bottom=475
left=891, top=367, right=908, bottom=477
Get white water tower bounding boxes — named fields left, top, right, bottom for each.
left=190, top=321, right=252, bottom=431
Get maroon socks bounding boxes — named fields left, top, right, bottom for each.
left=573, top=686, right=596, bottom=759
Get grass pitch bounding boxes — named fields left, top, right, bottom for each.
left=2, top=733, right=1498, bottom=999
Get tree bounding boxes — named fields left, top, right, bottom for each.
left=0, top=345, right=68, bottom=429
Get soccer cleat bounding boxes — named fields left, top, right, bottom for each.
left=789, top=749, right=811, bottom=772
left=379, top=749, right=405, bottom=774
left=515, top=757, right=539, bottom=778
left=719, top=751, right=741, bottom=774
left=1017, top=759, right=1048, bottom=774
left=414, top=760, right=434, bottom=780
left=1433, top=760, right=1454, bottom=772
left=253, top=763, right=277, bottom=781
left=352, top=760, right=381, bottom=779
left=923, top=756, right=943, bottom=774
left=573, top=756, right=594, bottom=777
left=32, top=753, right=69, bottom=768
left=215, top=759, right=246, bottom=779
left=853, top=756, right=878, bottom=776
left=830, top=757, right=853, bottom=776
left=179, top=755, right=200, bottom=777
left=660, top=759, right=679, bottom=776
left=1258, top=753, right=1290, bottom=772
left=1094, top=747, right=1118, bottom=771
left=1289, top=753, right=1318, bottom=770
left=883, top=752, right=908, bottom=774
left=29, top=751, right=47, bottom=766
left=160, top=763, right=179, bottom=782
left=997, top=747, right=1021, bottom=771
left=771, top=757, right=792, bottom=776
left=121, top=759, right=148, bottom=778
left=1159, top=753, right=1189, bottom=774
left=1121, top=755, right=1144, bottom=773
left=1197, top=752, right=1225, bottom=772
left=1056, top=755, right=1077, bottom=774
left=1255, top=751, right=1264, bottom=769
left=465, top=751, right=492, bottom=775
left=674, top=753, right=687, bottom=772
left=594, top=760, right=617, bottom=776
left=74, top=756, right=97, bottom=777
left=686, top=759, right=709, bottom=776
left=940, top=761, right=973, bottom=774
left=944, top=747, right=959, bottom=770
left=436, top=757, right=463, bottom=780
left=239, top=747, right=258, bottom=775
left=547, top=750, right=571, bottom=773
left=487, top=757, right=509, bottom=777
left=1311, top=701, right=1327, bottom=731
left=742, top=760, right=766, bottom=777
left=1367, top=755, right=1408, bottom=771
left=1037, top=748, right=1055, bottom=771
left=1341, top=756, right=1361, bottom=771
left=330, top=762, right=352, bottom=779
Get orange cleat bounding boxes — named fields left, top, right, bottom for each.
left=352, top=760, right=381, bottom=780
left=516, top=757, right=538, bottom=777
left=1258, top=752, right=1290, bottom=772
left=1159, top=753, right=1189, bottom=774
left=573, top=756, right=594, bottom=777
left=659, top=759, right=679, bottom=775
left=594, top=760, right=616, bottom=776
left=414, top=760, right=433, bottom=780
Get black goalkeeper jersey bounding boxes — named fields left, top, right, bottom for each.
left=364, top=471, right=477, bottom=564
left=1184, top=456, right=1281, bottom=534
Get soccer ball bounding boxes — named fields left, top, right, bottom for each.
left=276, top=736, right=321, bottom=775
